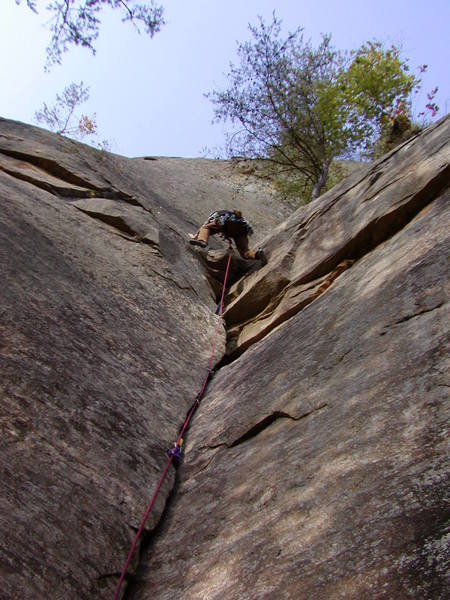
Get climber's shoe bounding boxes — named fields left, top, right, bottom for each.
left=255, top=248, right=267, bottom=265
left=189, top=238, right=208, bottom=248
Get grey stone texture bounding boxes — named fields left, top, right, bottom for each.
left=0, top=116, right=448, bottom=599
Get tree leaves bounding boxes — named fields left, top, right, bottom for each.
left=207, top=15, right=437, bottom=202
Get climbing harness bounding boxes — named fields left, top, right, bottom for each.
left=207, top=210, right=254, bottom=238
left=113, top=243, right=233, bottom=600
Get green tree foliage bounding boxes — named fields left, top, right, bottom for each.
left=335, top=42, right=421, bottom=153
left=16, top=0, right=164, bottom=69
left=208, top=15, right=438, bottom=202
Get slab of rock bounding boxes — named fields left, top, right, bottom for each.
left=0, top=117, right=284, bottom=309
left=0, top=170, right=223, bottom=599
left=132, top=156, right=292, bottom=244
left=1, top=115, right=448, bottom=600
left=132, top=119, right=450, bottom=599
left=223, top=118, right=450, bottom=359
left=0, top=118, right=284, bottom=599
left=71, top=197, right=161, bottom=247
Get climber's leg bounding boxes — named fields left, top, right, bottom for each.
left=234, top=235, right=267, bottom=264
left=234, top=234, right=254, bottom=259
left=190, top=223, right=220, bottom=248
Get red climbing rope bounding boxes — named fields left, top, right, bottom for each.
left=113, top=246, right=233, bottom=600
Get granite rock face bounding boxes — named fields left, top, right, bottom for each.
left=0, top=118, right=282, bottom=599
left=132, top=118, right=450, bottom=600
left=223, top=117, right=450, bottom=359
left=1, top=116, right=449, bottom=600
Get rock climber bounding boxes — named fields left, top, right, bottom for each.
left=189, top=209, right=267, bottom=265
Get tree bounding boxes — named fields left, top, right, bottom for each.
left=16, top=0, right=164, bottom=69
left=207, top=15, right=438, bottom=202
left=34, top=81, right=101, bottom=143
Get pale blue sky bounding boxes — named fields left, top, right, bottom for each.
left=1, top=0, right=449, bottom=157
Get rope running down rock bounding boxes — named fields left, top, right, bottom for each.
left=113, top=244, right=233, bottom=600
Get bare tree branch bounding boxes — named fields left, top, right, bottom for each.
left=17, top=0, right=165, bottom=68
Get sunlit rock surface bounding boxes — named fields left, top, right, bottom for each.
left=0, top=116, right=449, bottom=599
left=132, top=118, right=450, bottom=600
left=223, top=118, right=450, bottom=359
left=0, top=118, right=284, bottom=599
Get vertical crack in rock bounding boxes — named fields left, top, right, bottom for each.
left=2, top=116, right=448, bottom=600
left=118, top=120, right=449, bottom=600
left=120, top=462, right=185, bottom=600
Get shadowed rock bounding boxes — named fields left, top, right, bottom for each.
left=130, top=117, right=450, bottom=600
left=0, top=118, right=281, bottom=599
left=71, top=198, right=160, bottom=248
left=0, top=115, right=449, bottom=600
